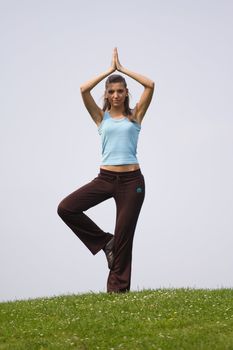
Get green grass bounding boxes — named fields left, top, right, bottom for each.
left=0, top=289, right=233, bottom=349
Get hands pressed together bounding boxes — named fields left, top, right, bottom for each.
left=110, top=47, right=124, bottom=73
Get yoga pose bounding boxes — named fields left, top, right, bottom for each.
left=57, top=48, right=154, bottom=292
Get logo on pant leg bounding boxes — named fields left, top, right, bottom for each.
left=136, top=187, right=143, bottom=193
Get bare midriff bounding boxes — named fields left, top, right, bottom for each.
left=100, top=164, right=140, bottom=172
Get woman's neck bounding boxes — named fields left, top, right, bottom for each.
left=108, top=107, right=126, bottom=117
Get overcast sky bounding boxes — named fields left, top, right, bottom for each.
left=1, top=0, right=233, bottom=302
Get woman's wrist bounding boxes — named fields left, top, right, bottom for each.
left=108, top=66, right=116, bottom=74
left=116, top=65, right=124, bottom=73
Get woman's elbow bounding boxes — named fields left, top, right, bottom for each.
left=150, top=81, right=155, bottom=90
left=80, top=85, right=86, bottom=93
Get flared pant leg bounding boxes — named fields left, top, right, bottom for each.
left=107, top=172, right=145, bottom=292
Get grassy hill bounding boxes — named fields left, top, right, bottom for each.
left=0, top=288, right=233, bottom=349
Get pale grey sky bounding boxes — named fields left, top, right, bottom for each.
left=1, top=0, right=233, bottom=301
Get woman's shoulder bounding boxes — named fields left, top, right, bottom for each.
left=97, top=110, right=110, bottom=128
left=128, top=105, right=141, bottom=125
left=102, top=110, right=110, bottom=119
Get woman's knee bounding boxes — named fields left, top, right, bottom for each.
left=57, top=200, right=69, bottom=218
left=57, top=198, right=82, bottom=218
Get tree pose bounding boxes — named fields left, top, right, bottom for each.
left=57, top=48, right=154, bottom=292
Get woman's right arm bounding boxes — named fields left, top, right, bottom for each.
left=80, top=53, right=116, bottom=126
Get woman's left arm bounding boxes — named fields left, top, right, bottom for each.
left=114, top=48, right=155, bottom=123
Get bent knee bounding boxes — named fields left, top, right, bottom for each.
left=57, top=200, right=82, bottom=218
left=57, top=201, right=69, bottom=218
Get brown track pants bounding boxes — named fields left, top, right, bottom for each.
left=57, top=168, right=145, bottom=292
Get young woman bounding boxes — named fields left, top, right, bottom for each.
left=57, top=48, right=154, bottom=293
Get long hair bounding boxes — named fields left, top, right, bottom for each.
left=103, top=74, right=134, bottom=120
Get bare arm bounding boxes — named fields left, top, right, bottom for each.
left=80, top=53, right=116, bottom=126
left=115, top=48, right=155, bottom=123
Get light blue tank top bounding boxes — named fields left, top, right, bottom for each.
left=98, top=111, right=141, bottom=165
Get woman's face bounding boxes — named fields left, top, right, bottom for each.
left=105, top=82, right=128, bottom=108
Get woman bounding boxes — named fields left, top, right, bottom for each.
left=57, top=48, right=154, bottom=293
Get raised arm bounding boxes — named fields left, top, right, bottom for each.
left=115, top=47, right=155, bottom=124
left=80, top=52, right=116, bottom=126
